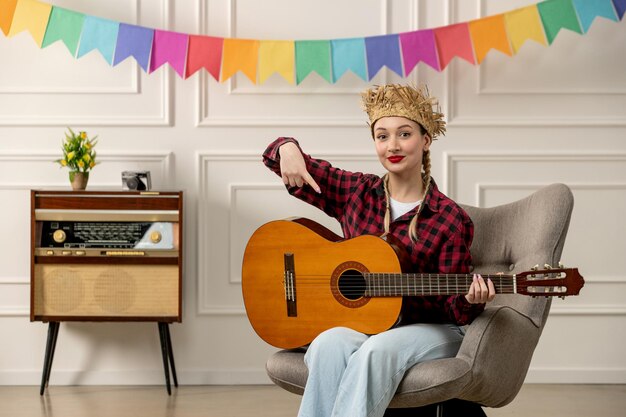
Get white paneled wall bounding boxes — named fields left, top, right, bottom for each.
left=0, top=0, right=624, bottom=386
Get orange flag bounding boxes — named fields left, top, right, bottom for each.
left=0, top=0, right=19, bottom=35
left=468, top=14, right=512, bottom=64
left=221, top=38, right=260, bottom=83
left=504, top=5, right=547, bottom=54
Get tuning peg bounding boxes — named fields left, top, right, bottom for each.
left=558, top=262, right=564, bottom=268
left=544, top=263, right=552, bottom=269
left=531, top=264, right=539, bottom=271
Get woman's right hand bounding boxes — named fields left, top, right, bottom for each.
left=279, top=142, right=321, bottom=193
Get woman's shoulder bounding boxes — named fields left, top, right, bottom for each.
left=429, top=182, right=473, bottom=233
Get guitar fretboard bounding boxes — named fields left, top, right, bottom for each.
left=364, top=273, right=516, bottom=296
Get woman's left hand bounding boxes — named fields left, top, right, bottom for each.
left=465, top=274, right=496, bottom=304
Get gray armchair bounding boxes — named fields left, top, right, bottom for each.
left=265, top=183, right=575, bottom=415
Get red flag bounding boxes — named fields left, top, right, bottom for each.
left=186, top=35, right=224, bottom=80
left=433, top=23, right=475, bottom=69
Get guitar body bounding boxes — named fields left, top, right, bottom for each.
left=242, top=219, right=403, bottom=349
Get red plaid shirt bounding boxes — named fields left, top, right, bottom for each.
left=263, top=137, right=485, bottom=326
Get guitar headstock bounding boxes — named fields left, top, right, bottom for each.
left=516, top=265, right=584, bottom=297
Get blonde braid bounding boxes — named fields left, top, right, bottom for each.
left=408, top=149, right=431, bottom=242
left=381, top=174, right=391, bottom=239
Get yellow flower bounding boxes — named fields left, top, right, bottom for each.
left=67, top=151, right=75, bottom=161
left=61, top=159, right=67, bottom=166
left=80, top=131, right=87, bottom=140
left=78, top=160, right=85, bottom=169
left=84, top=141, right=92, bottom=150
left=83, top=154, right=91, bottom=163
left=89, top=161, right=95, bottom=169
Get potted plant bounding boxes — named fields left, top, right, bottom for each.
left=55, top=128, right=98, bottom=190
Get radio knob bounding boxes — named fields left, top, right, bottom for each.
left=53, top=230, right=66, bottom=243
left=150, top=231, right=162, bottom=244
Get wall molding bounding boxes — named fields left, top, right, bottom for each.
left=0, top=0, right=172, bottom=126
left=443, top=152, right=626, bottom=201
left=195, top=151, right=377, bottom=315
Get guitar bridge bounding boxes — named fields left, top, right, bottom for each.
left=284, top=253, right=297, bottom=317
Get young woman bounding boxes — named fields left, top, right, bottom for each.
left=262, top=84, right=496, bottom=417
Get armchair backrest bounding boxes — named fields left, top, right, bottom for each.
left=461, top=183, right=574, bottom=327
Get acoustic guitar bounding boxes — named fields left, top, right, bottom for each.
left=241, top=218, right=584, bottom=349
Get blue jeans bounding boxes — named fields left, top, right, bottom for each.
left=297, top=324, right=466, bottom=417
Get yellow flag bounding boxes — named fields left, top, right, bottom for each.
left=221, top=39, right=260, bottom=84
left=504, top=5, right=547, bottom=54
left=258, top=40, right=295, bottom=84
left=7, top=0, right=52, bottom=47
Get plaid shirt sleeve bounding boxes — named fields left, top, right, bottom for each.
left=263, top=137, right=364, bottom=220
left=438, top=227, right=485, bottom=325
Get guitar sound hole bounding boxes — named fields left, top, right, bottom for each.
left=338, top=270, right=366, bottom=300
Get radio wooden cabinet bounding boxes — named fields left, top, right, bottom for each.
left=30, top=190, right=183, bottom=394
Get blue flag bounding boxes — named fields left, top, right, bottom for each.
left=331, top=38, right=367, bottom=82
left=572, top=0, right=618, bottom=33
left=365, top=34, right=403, bottom=80
left=113, top=23, right=154, bottom=72
left=77, top=16, right=119, bottom=64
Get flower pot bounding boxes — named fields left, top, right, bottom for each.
left=69, top=171, right=89, bottom=191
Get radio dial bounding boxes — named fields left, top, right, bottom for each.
left=150, top=231, right=162, bottom=244
left=53, top=230, right=66, bottom=243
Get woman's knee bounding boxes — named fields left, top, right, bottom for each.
left=305, top=327, right=367, bottom=363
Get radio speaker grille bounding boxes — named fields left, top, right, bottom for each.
left=34, top=264, right=179, bottom=318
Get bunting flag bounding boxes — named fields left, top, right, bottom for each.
left=331, top=38, right=367, bottom=81
left=295, top=40, right=332, bottom=84
left=365, top=34, right=403, bottom=79
left=77, top=16, right=119, bottom=64
left=7, top=0, right=52, bottom=47
left=221, top=39, right=259, bottom=83
left=259, top=40, right=295, bottom=84
left=186, top=35, right=223, bottom=80
left=572, top=0, right=618, bottom=33
left=150, top=30, right=189, bottom=78
left=0, top=0, right=19, bottom=36
left=434, top=23, right=475, bottom=70
left=614, top=0, right=626, bottom=19
left=1, top=0, right=624, bottom=83
left=113, top=23, right=154, bottom=72
left=504, top=5, right=547, bottom=53
left=399, top=30, right=440, bottom=72
left=537, top=0, right=583, bottom=44
left=468, top=14, right=512, bottom=64
left=41, top=7, right=85, bottom=55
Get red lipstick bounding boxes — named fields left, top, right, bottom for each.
left=387, top=156, right=405, bottom=163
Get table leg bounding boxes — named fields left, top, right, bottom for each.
left=40, top=322, right=60, bottom=395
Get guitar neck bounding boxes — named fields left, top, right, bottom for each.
left=364, top=273, right=516, bottom=296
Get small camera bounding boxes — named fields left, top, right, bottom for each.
left=122, top=171, right=151, bottom=191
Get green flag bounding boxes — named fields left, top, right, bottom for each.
left=537, top=0, right=582, bottom=44
left=295, top=40, right=332, bottom=84
left=42, top=7, right=85, bottom=55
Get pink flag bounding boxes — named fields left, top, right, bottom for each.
left=399, top=29, right=440, bottom=73
left=433, top=23, right=475, bottom=70
left=150, top=29, right=189, bottom=78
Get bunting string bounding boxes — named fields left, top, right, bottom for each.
left=0, top=0, right=624, bottom=84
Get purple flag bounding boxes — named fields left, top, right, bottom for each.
left=613, top=0, right=626, bottom=19
left=113, top=23, right=154, bottom=72
left=399, top=30, right=440, bottom=73
left=364, top=34, right=403, bottom=79
left=150, top=30, right=189, bottom=78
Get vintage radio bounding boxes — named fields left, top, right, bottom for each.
left=30, top=190, right=183, bottom=322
